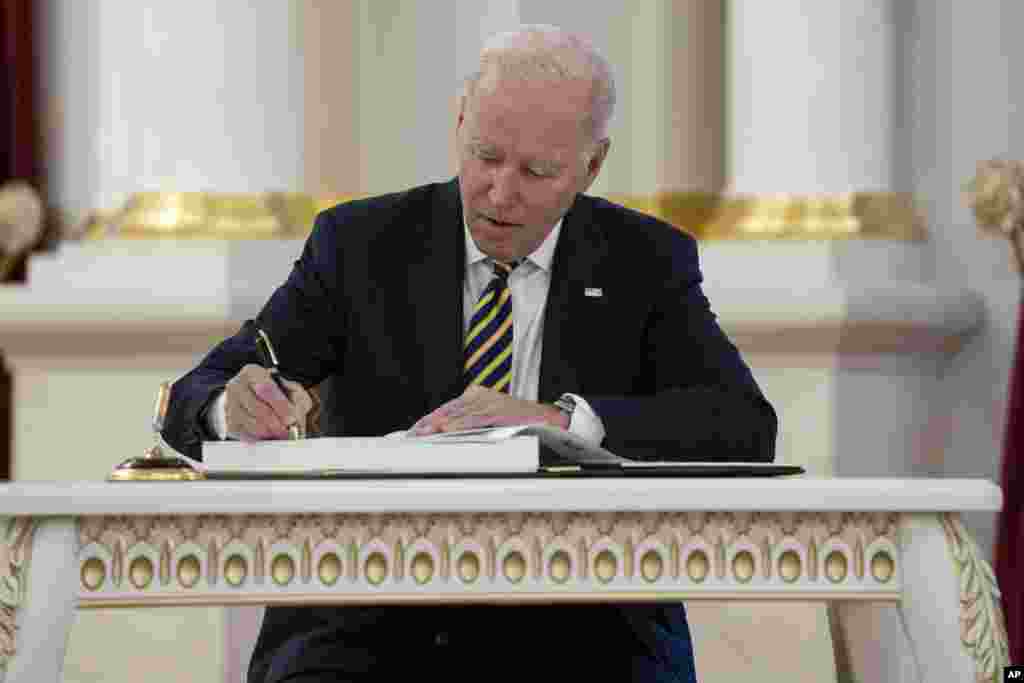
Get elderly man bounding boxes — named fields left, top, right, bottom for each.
left=164, top=24, right=776, bottom=683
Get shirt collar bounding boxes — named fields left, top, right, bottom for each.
left=463, top=218, right=563, bottom=273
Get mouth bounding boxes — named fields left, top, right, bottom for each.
left=479, top=214, right=521, bottom=229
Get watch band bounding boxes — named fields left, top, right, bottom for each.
left=553, top=394, right=576, bottom=422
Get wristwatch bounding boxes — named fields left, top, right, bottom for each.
left=553, top=394, right=577, bottom=424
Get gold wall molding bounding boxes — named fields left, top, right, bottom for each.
left=81, top=193, right=354, bottom=241
left=606, top=191, right=927, bottom=241
left=80, top=191, right=925, bottom=241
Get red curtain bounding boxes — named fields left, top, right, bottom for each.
left=1, top=0, right=41, bottom=188
left=999, top=300, right=1024, bottom=664
left=0, top=0, right=42, bottom=480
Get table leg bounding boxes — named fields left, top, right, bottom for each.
left=1, top=517, right=78, bottom=683
left=829, top=601, right=919, bottom=682
left=895, top=512, right=1009, bottom=683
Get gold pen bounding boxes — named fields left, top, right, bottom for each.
left=251, top=322, right=302, bottom=440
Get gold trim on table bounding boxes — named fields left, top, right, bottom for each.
left=74, top=510, right=904, bottom=605
left=78, top=191, right=925, bottom=241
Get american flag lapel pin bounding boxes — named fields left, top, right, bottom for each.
left=584, top=287, right=603, bottom=298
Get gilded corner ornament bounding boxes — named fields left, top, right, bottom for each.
left=939, top=513, right=1010, bottom=682
left=0, top=517, right=38, bottom=676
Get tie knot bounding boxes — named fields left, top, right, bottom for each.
left=493, top=260, right=519, bottom=279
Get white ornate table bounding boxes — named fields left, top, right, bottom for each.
left=0, top=477, right=1008, bottom=682
left=0, top=246, right=987, bottom=681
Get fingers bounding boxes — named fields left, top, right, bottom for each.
left=409, top=397, right=466, bottom=435
left=435, top=410, right=537, bottom=433
left=281, top=379, right=313, bottom=438
left=438, top=412, right=494, bottom=431
left=225, top=365, right=309, bottom=441
left=409, top=387, right=527, bottom=435
left=279, top=378, right=314, bottom=423
left=409, top=387, right=559, bottom=437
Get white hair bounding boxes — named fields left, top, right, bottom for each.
left=464, top=24, right=616, bottom=144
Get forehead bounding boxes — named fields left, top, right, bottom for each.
left=465, top=78, right=591, bottom=158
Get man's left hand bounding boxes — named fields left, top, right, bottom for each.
left=409, top=386, right=567, bottom=435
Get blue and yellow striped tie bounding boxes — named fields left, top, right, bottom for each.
left=464, top=260, right=517, bottom=393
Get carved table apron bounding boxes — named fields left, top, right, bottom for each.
left=0, top=478, right=1008, bottom=682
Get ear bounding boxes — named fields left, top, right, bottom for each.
left=456, top=95, right=467, bottom=131
left=581, top=138, right=611, bottom=192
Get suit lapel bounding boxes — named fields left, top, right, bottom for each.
left=411, top=178, right=466, bottom=411
left=539, top=194, right=608, bottom=403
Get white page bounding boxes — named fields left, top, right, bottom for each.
left=201, top=435, right=539, bottom=474
left=405, top=423, right=628, bottom=464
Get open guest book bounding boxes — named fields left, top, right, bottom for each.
left=200, top=423, right=803, bottom=478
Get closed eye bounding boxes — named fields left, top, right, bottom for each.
left=470, top=143, right=500, bottom=162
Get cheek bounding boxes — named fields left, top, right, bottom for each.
left=460, top=164, right=491, bottom=196
left=523, top=184, right=577, bottom=219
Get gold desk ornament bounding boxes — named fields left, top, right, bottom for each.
left=108, top=381, right=205, bottom=482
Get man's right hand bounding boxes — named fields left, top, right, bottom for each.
left=224, top=364, right=313, bottom=442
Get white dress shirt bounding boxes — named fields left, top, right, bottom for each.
left=210, top=219, right=606, bottom=445
left=461, top=219, right=605, bottom=444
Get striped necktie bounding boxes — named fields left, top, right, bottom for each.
left=464, top=260, right=518, bottom=393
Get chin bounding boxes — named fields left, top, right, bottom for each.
left=483, top=246, right=516, bottom=262
left=469, top=233, right=511, bottom=260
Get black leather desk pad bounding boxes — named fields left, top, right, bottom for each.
left=204, top=463, right=805, bottom=480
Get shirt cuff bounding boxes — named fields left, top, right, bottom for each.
left=563, top=393, right=606, bottom=446
left=206, top=390, right=229, bottom=441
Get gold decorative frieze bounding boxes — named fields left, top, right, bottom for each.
left=606, top=191, right=926, bottom=241
left=75, top=190, right=923, bottom=242
left=75, top=511, right=903, bottom=606
left=80, top=193, right=354, bottom=240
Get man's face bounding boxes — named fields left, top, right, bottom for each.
left=456, top=77, right=608, bottom=263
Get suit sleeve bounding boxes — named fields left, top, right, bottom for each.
left=161, top=212, right=346, bottom=460
left=583, top=232, right=778, bottom=463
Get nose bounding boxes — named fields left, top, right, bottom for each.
left=488, top=165, right=520, bottom=209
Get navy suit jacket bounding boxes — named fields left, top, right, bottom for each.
left=163, top=178, right=777, bottom=681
